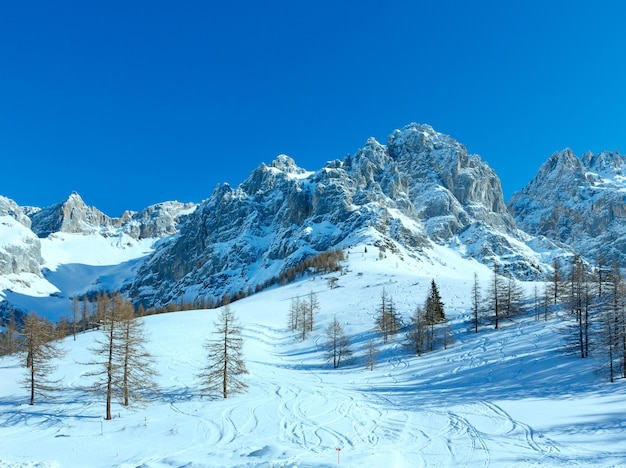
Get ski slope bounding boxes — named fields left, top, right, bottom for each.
left=1, top=245, right=625, bottom=467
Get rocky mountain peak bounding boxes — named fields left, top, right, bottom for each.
left=0, top=195, right=32, bottom=229
left=509, top=148, right=626, bottom=267
left=582, top=150, right=625, bottom=177
left=29, top=192, right=111, bottom=238
left=129, top=123, right=558, bottom=308
left=269, top=154, right=306, bottom=175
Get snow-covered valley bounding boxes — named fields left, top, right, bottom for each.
left=1, top=246, right=624, bottom=467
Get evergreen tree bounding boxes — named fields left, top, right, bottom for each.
left=198, top=305, right=248, bottom=398
left=21, top=312, right=64, bottom=405
left=425, top=280, right=445, bottom=324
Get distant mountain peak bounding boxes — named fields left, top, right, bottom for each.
left=269, top=154, right=306, bottom=175
left=509, top=148, right=626, bottom=266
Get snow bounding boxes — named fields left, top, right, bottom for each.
left=1, top=233, right=158, bottom=322
left=2, top=245, right=626, bottom=467
left=40, top=233, right=156, bottom=271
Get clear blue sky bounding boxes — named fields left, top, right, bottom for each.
left=2, top=1, right=625, bottom=216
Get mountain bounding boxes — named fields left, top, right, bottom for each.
left=0, top=196, right=42, bottom=276
left=29, top=191, right=195, bottom=239
left=0, top=194, right=195, bottom=321
left=129, top=123, right=563, bottom=308
left=509, top=149, right=626, bottom=267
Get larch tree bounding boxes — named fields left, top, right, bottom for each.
left=0, top=311, right=20, bottom=356
left=84, top=293, right=158, bottom=419
left=324, top=316, right=352, bottom=369
left=472, top=272, right=481, bottom=333
left=407, top=305, right=429, bottom=355
left=365, top=339, right=377, bottom=371
left=567, top=255, right=591, bottom=359
left=374, top=288, right=401, bottom=343
left=198, top=304, right=248, bottom=398
left=21, top=312, right=65, bottom=405
left=114, top=296, right=158, bottom=407
left=488, top=264, right=505, bottom=329
left=84, top=292, right=120, bottom=420
left=550, top=257, right=562, bottom=305
left=72, top=295, right=79, bottom=341
left=306, top=290, right=320, bottom=333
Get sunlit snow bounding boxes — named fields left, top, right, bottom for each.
left=1, top=245, right=625, bottom=467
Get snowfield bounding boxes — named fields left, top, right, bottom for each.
left=1, top=245, right=626, bottom=467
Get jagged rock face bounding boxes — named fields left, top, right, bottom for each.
left=120, top=201, right=196, bottom=239
left=130, top=124, right=545, bottom=308
left=0, top=197, right=42, bottom=276
left=0, top=196, right=33, bottom=229
left=509, top=149, right=626, bottom=266
left=28, top=192, right=195, bottom=240
left=29, top=192, right=112, bottom=237
left=0, top=215, right=42, bottom=275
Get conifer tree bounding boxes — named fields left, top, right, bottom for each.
left=488, top=265, right=505, bottom=329
left=374, top=288, right=401, bottom=343
left=324, top=316, right=352, bottom=369
left=21, top=312, right=64, bottom=405
left=84, top=293, right=158, bottom=419
left=365, top=339, right=377, bottom=371
left=0, top=311, right=20, bottom=356
left=407, top=305, right=429, bottom=355
left=198, top=305, right=248, bottom=398
left=425, top=279, right=445, bottom=324
left=306, top=290, right=320, bottom=333
left=472, top=272, right=481, bottom=333
left=115, top=296, right=158, bottom=407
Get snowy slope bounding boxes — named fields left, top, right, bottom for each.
left=2, top=233, right=158, bottom=322
left=1, top=245, right=624, bottom=467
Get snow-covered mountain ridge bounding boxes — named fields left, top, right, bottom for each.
left=0, top=193, right=195, bottom=319
left=129, top=123, right=566, bottom=308
left=3, top=122, right=626, bottom=317
left=509, top=148, right=626, bottom=267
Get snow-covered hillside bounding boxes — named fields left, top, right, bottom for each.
left=1, top=245, right=624, bottom=467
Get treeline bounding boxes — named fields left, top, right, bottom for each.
left=146, top=248, right=346, bottom=314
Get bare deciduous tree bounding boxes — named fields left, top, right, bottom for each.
left=324, top=316, right=352, bottom=369
left=84, top=293, right=158, bottom=419
left=198, top=305, right=248, bottom=398
left=21, top=312, right=64, bottom=405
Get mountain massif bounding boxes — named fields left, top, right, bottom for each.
left=1, top=123, right=624, bottom=316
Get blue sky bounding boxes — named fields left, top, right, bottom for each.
left=1, top=1, right=625, bottom=216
